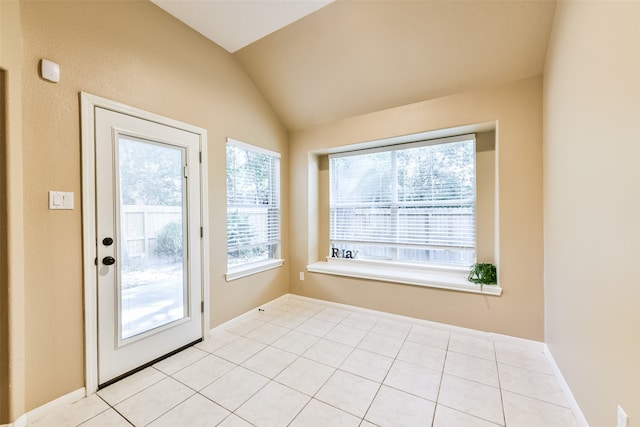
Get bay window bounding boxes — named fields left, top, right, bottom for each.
left=329, top=134, right=476, bottom=268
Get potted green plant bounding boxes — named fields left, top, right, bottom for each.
left=468, top=263, right=497, bottom=290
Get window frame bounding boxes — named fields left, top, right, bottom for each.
left=225, top=138, right=283, bottom=281
left=328, top=133, right=477, bottom=268
left=307, top=131, right=501, bottom=296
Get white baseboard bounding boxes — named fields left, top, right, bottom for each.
left=191, top=293, right=589, bottom=427
left=544, top=345, right=589, bottom=427
left=7, top=295, right=588, bottom=427
left=211, top=294, right=587, bottom=423
left=210, top=293, right=544, bottom=351
left=208, top=293, right=291, bottom=335
left=2, top=388, right=86, bottom=427
left=285, top=294, right=545, bottom=351
left=10, top=414, right=25, bottom=427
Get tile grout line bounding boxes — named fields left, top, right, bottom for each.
left=438, top=336, right=512, bottom=426
left=284, top=305, right=358, bottom=425
left=84, top=298, right=572, bottom=427
left=287, top=307, right=374, bottom=423
left=331, top=315, right=383, bottom=424
left=359, top=321, right=412, bottom=426
left=209, top=303, right=343, bottom=426
left=493, top=340, right=508, bottom=427
left=267, top=304, right=376, bottom=424
left=301, top=308, right=380, bottom=424
left=430, top=329, right=451, bottom=427
left=90, top=388, right=134, bottom=426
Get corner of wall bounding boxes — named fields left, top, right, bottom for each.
left=0, top=65, right=9, bottom=427
left=0, top=0, right=26, bottom=423
left=543, top=345, right=590, bottom=427
left=543, top=1, right=640, bottom=425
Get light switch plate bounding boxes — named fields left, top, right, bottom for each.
left=49, top=191, right=74, bottom=210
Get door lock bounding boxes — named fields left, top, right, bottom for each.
left=102, top=256, right=116, bottom=266
left=102, top=237, right=114, bottom=246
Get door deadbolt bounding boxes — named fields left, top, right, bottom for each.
left=102, top=237, right=114, bottom=246
left=102, top=256, right=116, bottom=266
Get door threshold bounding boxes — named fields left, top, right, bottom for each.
left=98, top=338, right=202, bottom=390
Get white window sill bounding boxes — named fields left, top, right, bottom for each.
left=306, top=259, right=502, bottom=296
left=226, top=259, right=284, bottom=282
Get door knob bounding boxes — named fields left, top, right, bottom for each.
left=102, top=256, right=116, bottom=266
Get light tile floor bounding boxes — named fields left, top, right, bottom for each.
left=32, top=297, right=580, bottom=427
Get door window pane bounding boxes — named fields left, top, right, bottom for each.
left=118, top=137, right=187, bottom=340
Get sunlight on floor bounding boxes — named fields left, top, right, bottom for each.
left=31, top=296, right=579, bottom=427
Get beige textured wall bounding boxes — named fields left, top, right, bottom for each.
left=476, top=131, right=496, bottom=263
left=19, top=0, right=288, bottom=411
left=290, top=77, right=543, bottom=340
left=0, top=0, right=26, bottom=422
left=544, top=1, right=640, bottom=425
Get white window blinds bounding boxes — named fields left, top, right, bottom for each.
left=226, top=139, right=281, bottom=268
left=329, top=134, right=476, bottom=267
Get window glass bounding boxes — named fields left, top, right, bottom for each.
left=329, top=135, right=476, bottom=267
left=226, top=140, right=281, bottom=268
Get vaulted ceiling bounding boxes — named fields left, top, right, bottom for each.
left=152, top=0, right=557, bottom=131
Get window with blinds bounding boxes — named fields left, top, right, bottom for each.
left=226, top=139, right=281, bottom=268
left=329, top=134, right=476, bottom=267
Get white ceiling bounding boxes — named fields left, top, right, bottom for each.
left=151, top=0, right=557, bottom=131
left=151, top=0, right=335, bottom=53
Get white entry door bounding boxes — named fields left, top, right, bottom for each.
left=94, top=107, right=203, bottom=387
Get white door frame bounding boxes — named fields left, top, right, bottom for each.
left=80, top=92, right=210, bottom=394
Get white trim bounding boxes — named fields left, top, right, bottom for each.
left=80, top=92, right=210, bottom=393
left=9, top=294, right=590, bottom=427
left=327, top=133, right=479, bottom=269
left=206, top=294, right=591, bottom=424
left=200, top=132, right=211, bottom=339
left=8, top=413, right=25, bottom=426
left=80, top=93, right=99, bottom=395
left=226, top=137, right=281, bottom=158
left=225, top=138, right=282, bottom=272
left=1, top=416, right=24, bottom=427
left=288, top=294, right=526, bottom=345
left=306, top=260, right=502, bottom=296
left=544, top=345, right=590, bottom=427
left=312, top=122, right=495, bottom=157
left=225, top=258, right=284, bottom=282
left=209, top=293, right=537, bottom=350
left=329, top=133, right=476, bottom=158
left=208, top=294, right=292, bottom=335
left=2, top=388, right=86, bottom=427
